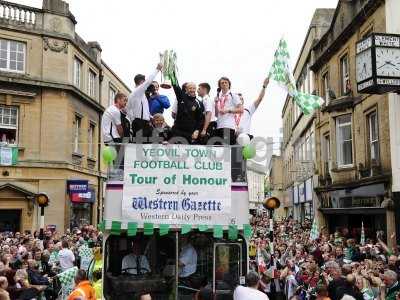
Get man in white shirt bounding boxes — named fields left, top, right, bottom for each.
left=127, top=63, right=163, bottom=141
left=198, top=83, right=216, bottom=143
left=121, top=242, right=151, bottom=275
left=101, top=92, right=127, bottom=144
left=233, top=271, right=269, bottom=300
left=237, top=77, right=270, bottom=137
left=215, top=77, right=243, bottom=145
left=58, top=240, right=75, bottom=271
left=178, top=236, right=197, bottom=278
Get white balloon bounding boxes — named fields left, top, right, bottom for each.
left=237, top=133, right=250, bottom=146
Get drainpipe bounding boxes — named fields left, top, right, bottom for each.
left=97, top=69, right=103, bottom=225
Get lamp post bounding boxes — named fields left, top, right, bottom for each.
left=35, top=193, right=49, bottom=240
left=263, top=197, right=280, bottom=252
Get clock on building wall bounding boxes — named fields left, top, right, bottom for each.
left=356, top=33, right=400, bottom=94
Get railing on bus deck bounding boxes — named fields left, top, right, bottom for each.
left=105, top=143, right=247, bottom=184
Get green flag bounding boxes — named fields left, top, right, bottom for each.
left=269, top=38, right=323, bottom=114
left=360, top=222, right=365, bottom=246
left=0, top=146, right=18, bottom=166
left=310, top=218, right=319, bottom=240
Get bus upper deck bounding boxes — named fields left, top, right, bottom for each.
left=100, top=144, right=252, bottom=300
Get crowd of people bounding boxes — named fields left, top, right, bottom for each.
left=0, top=226, right=102, bottom=300
left=101, top=62, right=270, bottom=147
left=229, top=212, right=400, bottom=300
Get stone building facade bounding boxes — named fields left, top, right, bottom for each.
left=0, top=0, right=129, bottom=233
left=268, top=155, right=288, bottom=219
left=310, top=0, right=395, bottom=243
left=281, top=9, right=334, bottom=222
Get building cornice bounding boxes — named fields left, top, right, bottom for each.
left=311, top=0, right=384, bottom=72
left=0, top=73, right=105, bottom=112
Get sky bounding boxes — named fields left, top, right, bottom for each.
left=20, top=0, right=338, bottom=151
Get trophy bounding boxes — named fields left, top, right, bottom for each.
left=159, top=50, right=178, bottom=89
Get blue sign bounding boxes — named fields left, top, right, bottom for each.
left=67, top=180, right=88, bottom=194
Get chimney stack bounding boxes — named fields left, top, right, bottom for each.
left=42, top=0, right=70, bottom=16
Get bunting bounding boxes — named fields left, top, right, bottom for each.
left=96, top=220, right=250, bottom=240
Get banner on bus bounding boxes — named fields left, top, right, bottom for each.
left=122, top=144, right=232, bottom=225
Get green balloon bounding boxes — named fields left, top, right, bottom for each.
left=102, top=146, right=117, bottom=164
left=242, top=145, right=256, bottom=160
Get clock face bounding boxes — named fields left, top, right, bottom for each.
left=375, top=47, right=400, bottom=77
left=356, top=49, right=373, bottom=82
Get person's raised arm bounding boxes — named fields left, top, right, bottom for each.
left=132, top=63, right=163, bottom=96
left=172, top=76, right=183, bottom=102
left=254, top=77, right=270, bottom=109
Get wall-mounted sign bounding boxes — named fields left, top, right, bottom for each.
left=67, top=180, right=89, bottom=194
left=70, top=188, right=95, bottom=203
left=122, top=144, right=231, bottom=225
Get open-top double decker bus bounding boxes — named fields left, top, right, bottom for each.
left=99, top=144, right=251, bottom=300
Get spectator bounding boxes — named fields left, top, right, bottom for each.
left=233, top=271, right=269, bottom=300
left=26, top=259, right=49, bottom=286
left=383, top=270, right=400, bottom=300
left=0, top=276, right=10, bottom=300
left=68, top=269, right=96, bottom=300
left=58, top=241, right=75, bottom=271
left=147, top=81, right=170, bottom=116
left=151, top=113, right=171, bottom=143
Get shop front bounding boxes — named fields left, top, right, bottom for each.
left=67, top=180, right=96, bottom=230
left=317, top=182, right=392, bottom=240
left=293, top=178, right=314, bottom=222
left=0, top=183, right=36, bottom=233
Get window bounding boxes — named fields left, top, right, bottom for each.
left=367, top=111, right=379, bottom=164
left=88, top=70, right=96, bottom=98
left=310, top=132, right=315, bottom=160
left=88, top=123, right=95, bottom=158
left=73, top=57, right=82, bottom=88
left=322, top=134, right=330, bottom=174
left=321, top=72, right=329, bottom=101
left=305, top=136, right=310, bottom=160
left=336, top=114, right=353, bottom=167
left=340, top=54, right=350, bottom=95
left=109, top=86, right=116, bottom=107
left=0, top=39, right=25, bottom=73
left=362, top=26, right=374, bottom=39
left=73, top=115, right=81, bottom=154
left=0, top=106, right=18, bottom=144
